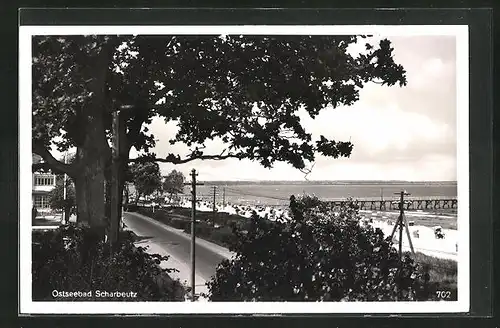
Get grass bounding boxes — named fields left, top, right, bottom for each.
left=407, top=251, right=458, bottom=301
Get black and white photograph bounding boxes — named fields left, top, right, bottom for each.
left=19, top=24, right=469, bottom=314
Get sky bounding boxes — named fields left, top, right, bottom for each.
left=130, top=35, right=458, bottom=182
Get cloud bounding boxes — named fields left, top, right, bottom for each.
left=299, top=101, right=454, bottom=157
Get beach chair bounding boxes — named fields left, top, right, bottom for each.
left=433, top=226, right=445, bottom=239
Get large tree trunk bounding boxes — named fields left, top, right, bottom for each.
left=72, top=110, right=109, bottom=233
left=74, top=153, right=106, bottom=231
left=72, top=39, right=117, bottom=237
left=74, top=174, right=88, bottom=226
left=76, top=157, right=107, bottom=266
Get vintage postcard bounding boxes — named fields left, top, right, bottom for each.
left=19, top=24, right=469, bottom=314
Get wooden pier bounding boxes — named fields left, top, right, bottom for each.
left=328, top=197, right=458, bottom=211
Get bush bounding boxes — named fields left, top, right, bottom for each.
left=151, top=210, right=172, bottom=225
left=183, top=222, right=213, bottom=237
left=206, top=195, right=432, bottom=302
left=170, top=218, right=190, bottom=230
left=135, top=206, right=150, bottom=216
left=32, top=225, right=185, bottom=301
left=126, top=204, right=138, bottom=212
left=210, top=226, right=235, bottom=248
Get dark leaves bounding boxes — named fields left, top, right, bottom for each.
left=48, top=175, right=76, bottom=214
left=316, top=136, right=354, bottom=158
left=162, top=169, right=185, bottom=195
left=32, top=226, right=184, bottom=301
left=128, top=162, right=162, bottom=197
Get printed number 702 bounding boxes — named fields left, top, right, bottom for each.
left=436, top=291, right=452, bottom=299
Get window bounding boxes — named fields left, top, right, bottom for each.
left=34, top=195, right=50, bottom=209
left=34, top=174, right=55, bottom=186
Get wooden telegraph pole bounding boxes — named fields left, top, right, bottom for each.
left=222, top=187, right=226, bottom=207
left=212, top=186, right=217, bottom=226
left=186, top=169, right=204, bottom=301
left=389, top=190, right=415, bottom=261
left=62, top=152, right=68, bottom=224
left=380, top=187, right=384, bottom=210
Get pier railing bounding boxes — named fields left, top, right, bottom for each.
left=327, top=197, right=458, bottom=211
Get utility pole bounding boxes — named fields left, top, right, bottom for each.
left=62, top=152, right=67, bottom=224
left=186, top=169, right=204, bottom=301
left=212, top=186, right=217, bottom=226
left=222, top=187, right=226, bottom=207
left=380, top=187, right=384, bottom=211
left=397, top=191, right=403, bottom=258
left=389, top=190, right=415, bottom=261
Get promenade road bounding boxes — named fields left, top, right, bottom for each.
left=122, top=212, right=232, bottom=285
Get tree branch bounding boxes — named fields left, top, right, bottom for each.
left=299, top=162, right=316, bottom=181
left=129, top=153, right=243, bottom=165
left=32, top=142, right=75, bottom=176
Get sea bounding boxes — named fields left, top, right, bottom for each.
left=192, top=181, right=458, bottom=207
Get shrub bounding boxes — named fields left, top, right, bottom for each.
left=126, top=204, right=138, bottom=212
left=135, top=206, right=151, bottom=216
left=32, top=225, right=185, bottom=301
left=170, top=218, right=189, bottom=230
left=210, top=226, right=235, bottom=248
left=206, top=195, right=432, bottom=301
left=184, top=222, right=213, bottom=237
left=150, top=210, right=171, bottom=225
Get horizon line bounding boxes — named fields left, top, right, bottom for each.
left=190, top=179, right=458, bottom=183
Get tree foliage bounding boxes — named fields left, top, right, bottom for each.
left=206, top=196, right=431, bottom=301
left=162, top=169, right=185, bottom=196
left=48, top=175, right=76, bottom=217
left=129, top=162, right=163, bottom=199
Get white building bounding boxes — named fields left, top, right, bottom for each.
left=32, top=154, right=57, bottom=214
